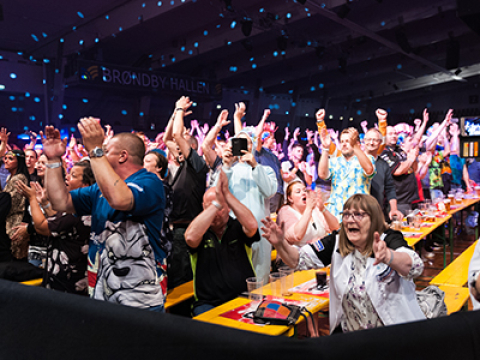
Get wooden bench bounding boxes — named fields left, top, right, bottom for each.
left=164, top=281, right=194, bottom=312
left=439, top=285, right=470, bottom=314
left=20, top=278, right=43, bottom=286
left=430, top=240, right=478, bottom=287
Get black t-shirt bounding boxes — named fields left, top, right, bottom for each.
left=380, top=146, right=419, bottom=205
left=188, top=217, right=260, bottom=308
left=170, top=149, right=208, bottom=223
left=308, top=229, right=408, bottom=266
left=46, top=212, right=91, bottom=294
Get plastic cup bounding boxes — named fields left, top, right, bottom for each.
left=246, top=277, right=264, bottom=304
left=414, top=215, right=422, bottom=229
left=269, top=273, right=283, bottom=297
left=444, top=199, right=451, bottom=212
left=279, top=267, right=294, bottom=296
left=475, top=186, right=480, bottom=197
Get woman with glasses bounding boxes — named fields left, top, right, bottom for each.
left=262, top=193, right=425, bottom=333
left=277, top=181, right=339, bottom=247
left=3, top=150, right=31, bottom=260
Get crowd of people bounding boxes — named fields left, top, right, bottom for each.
left=1, top=95, right=480, bottom=332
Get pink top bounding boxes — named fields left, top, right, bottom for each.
left=277, top=205, right=331, bottom=247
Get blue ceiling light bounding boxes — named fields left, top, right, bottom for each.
left=157, top=1, right=162, bottom=5
left=34, top=97, right=41, bottom=103
left=203, top=30, right=208, bottom=36
left=77, top=11, right=84, bottom=18
left=319, top=83, right=324, bottom=88
left=230, top=21, right=236, bottom=29
left=42, top=32, right=48, bottom=38
left=121, top=110, right=127, bottom=115
left=31, top=34, right=39, bottom=42
left=11, top=107, right=18, bottom=112
left=62, top=104, right=67, bottom=110
left=29, top=116, right=36, bottom=121
left=9, top=96, right=15, bottom=101
left=10, top=73, right=17, bottom=79
left=82, top=98, right=89, bottom=103
left=252, top=64, right=257, bottom=69
left=194, top=42, right=199, bottom=47
left=286, top=13, right=292, bottom=19
left=357, top=110, right=362, bottom=115
left=310, top=86, right=315, bottom=91
left=25, top=92, right=30, bottom=97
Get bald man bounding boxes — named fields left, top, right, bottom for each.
left=41, top=118, right=167, bottom=312
left=185, top=171, right=259, bottom=316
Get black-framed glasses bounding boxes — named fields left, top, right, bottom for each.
left=341, top=211, right=369, bottom=221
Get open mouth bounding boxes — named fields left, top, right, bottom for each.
left=346, top=226, right=360, bottom=234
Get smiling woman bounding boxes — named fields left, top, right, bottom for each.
left=3, top=150, right=31, bottom=260
left=261, top=193, right=426, bottom=334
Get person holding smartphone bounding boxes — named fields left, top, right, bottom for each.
left=221, top=127, right=277, bottom=284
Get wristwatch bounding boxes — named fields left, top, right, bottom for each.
left=89, top=146, right=104, bottom=158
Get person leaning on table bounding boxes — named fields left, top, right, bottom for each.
left=261, top=193, right=425, bottom=334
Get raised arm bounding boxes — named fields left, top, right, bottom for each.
left=351, top=131, right=374, bottom=176
left=318, top=128, right=331, bottom=180
left=172, top=96, right=194, bottom=159
left=376, top=109, right=388, bottom=155
left=78, top=118, right=133, bottom=211
left=184, top=198, right=219, bottom=249
left=0, top=127, right=10, bottom=158
left=412, top=109, right=429, bottom=148
left=233, top=102, right=246, bottom=136
left=202, top=110, right=229, bottom=168
left=393, top=147, right=417, bottom=176
left=25, top=131, right=37, bottom=150
left=255, top=109, right=270, bottom=153
left=41, top=126, right=75, bottom=213
left=425, top=109, right=452, bottom=152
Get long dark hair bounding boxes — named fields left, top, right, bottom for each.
left=9, top=150, right=30, bottom=180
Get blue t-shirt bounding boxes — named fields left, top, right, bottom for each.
left=71, top=168, right=166, bottom=309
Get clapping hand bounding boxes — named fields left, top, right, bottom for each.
left=215, top=170, right=228, bottom=209
left=260, top=217, right=284, bottom=248
left=77, top=117, right=104, bottom=152
left=40, top=126, right=68, bottom=160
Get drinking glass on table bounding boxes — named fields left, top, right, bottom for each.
left=246, top=277, right=264, bottom=305
left=278, top=266, right=294, bottom=296
left=269, top=273, right=283, bottom=297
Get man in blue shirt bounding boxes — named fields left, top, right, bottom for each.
left=41, top=119, right=166, bottom=311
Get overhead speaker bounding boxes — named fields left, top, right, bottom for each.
left=457, top=0, right=480, bottom=35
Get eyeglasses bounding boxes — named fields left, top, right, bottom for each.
left=364, top=138, right=381, bottom=143
left=341, top=211, right=369, bottom=221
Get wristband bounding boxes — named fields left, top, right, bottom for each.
left=215, top=124, right=221, bottom=130
left=175, top=108, right=185, bottom=112
left=386, top=249, right=394, bottom=266
left=212, top=200, right=223, bottom=210
left=42, top=202, right=51, bottom=209
left=321, top=207, right=327, bottom=213
left=45, top=162, right=62, bottom=169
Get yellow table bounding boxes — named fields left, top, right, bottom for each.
left=402, top=215, right=452, bottom=248
left=446, top=197, right=480, bottom=265
left=194, top=270, right=329, bottom=337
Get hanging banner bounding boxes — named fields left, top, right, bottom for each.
left=69, top=60, right=222, bottom=100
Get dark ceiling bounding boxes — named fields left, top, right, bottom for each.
left=1, top=0, right=480, bottom=104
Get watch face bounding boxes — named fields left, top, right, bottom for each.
left=91, top=147, right=104, bottom=157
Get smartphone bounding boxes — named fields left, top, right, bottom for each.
left=231, top=138, right=248, bottom=156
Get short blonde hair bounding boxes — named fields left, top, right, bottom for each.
left=338, top=194, right=389, bottom=257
